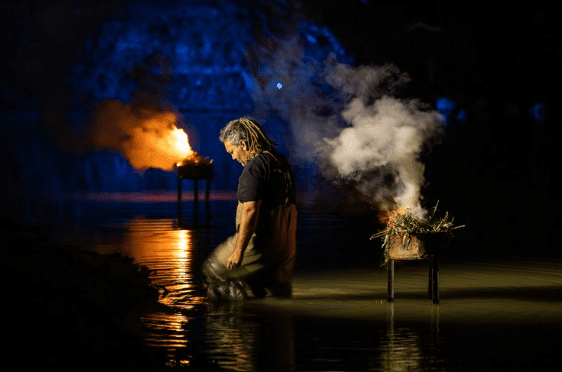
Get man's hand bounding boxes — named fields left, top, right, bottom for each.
left=227, top=249, right=244, bottom=269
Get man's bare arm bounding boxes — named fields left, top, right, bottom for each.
left=227, top=200, right=261, bottom=269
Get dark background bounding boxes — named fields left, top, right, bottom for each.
left=1, top=0, right=557, bottom=256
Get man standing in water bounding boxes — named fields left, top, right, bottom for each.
left=202, top=117, right=297, bottom=300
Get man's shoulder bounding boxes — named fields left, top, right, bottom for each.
left=258, top=151, right=290, bottom=167
left=241, top=154, right=268, bottom=180
left=245, top=152, right=274, bottom=169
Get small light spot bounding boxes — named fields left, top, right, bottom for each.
left=276, top=82, right=283, bottom=89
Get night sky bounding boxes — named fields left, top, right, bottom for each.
left=1, top=0, right=558, bottom=255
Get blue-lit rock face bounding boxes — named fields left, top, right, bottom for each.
left=71, top=2, right=255, bottom=112
left=65, top=1, right=258, bottom=192
left=1, top=0, right=354, bottom=211
left=68, top=0, right=353, bottom=194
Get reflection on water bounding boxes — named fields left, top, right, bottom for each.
left=114, top=218, right=207, bottom=310
left=204, top=302, right=295, bottom=372
left=384, top=303, right=422, bottom=371
left=290, top=303, right=446, bottom=372
left=37, top=197, right=562, bottom=371
left=107, top=215, right=297, bottom=370
left=205, top=303, right=261, bottom=371
left=382, top=305, right=441, bottom=371
left=94, top=217, right=208, bottom=365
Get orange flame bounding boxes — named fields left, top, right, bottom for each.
left=124, top=111, right=193, bottom=171
left=378, top=207, right=406, bottom=227
left=91, top=101, right=194, bottom=171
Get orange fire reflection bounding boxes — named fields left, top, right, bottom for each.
left=95, top=217, right=206, bottom=357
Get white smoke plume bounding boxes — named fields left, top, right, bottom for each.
left=322, top=62, right=444, bottom=216
left=244, top=8, right=444, bottom=216
left=250, top=55, right=443, bottom=216
left=325, top=93, right=443, bottom=216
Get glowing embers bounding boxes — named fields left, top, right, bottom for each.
left=176, top=152, right=213, bottom=180
left=386, top=233, right=450, bottom=260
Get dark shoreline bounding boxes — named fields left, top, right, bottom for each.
left=2, top=220, right=168, bottom=371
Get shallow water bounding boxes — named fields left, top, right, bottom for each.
left=33, top=193, right=562, bottom=370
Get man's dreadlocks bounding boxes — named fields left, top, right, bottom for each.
left=219, top=117, right=277, bottom=153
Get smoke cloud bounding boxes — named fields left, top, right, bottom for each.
left=316, top=62, right=443, bottom=217
left=88, top=101, right=191, bottom=171
left=84, top=54, right=192, bottom=172
left=325, top=93, right=443, bottom=216
left=246, top=15, right=444, bottom=216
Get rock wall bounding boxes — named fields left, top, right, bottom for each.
left=1, top=0, right=353, bottom=222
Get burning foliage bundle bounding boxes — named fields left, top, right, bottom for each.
left=371, top=203, right=465, bottom=265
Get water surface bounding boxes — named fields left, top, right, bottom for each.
left=34, top=193, right=562, bottom=370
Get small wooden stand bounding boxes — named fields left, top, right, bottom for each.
left=177, top=162, right=212, bottom=223
left=385, top=233, right=449, bottom=304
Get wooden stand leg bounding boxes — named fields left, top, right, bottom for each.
left=387, top=259, right=394, bottom=302
left=432, top=257, right=439, bottom=304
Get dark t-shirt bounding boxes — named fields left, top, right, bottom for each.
left=238, top=151, right=295, bottom=208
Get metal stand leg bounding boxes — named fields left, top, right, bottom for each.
left=177, top=176, right=182, bottom=223
left=428, top=257, right=434, bottom=299
left=193, top=180, right=199, bottom=223
left=387, top=259, right=394, bottom=302
left=205, top=179, right=211, bottom=226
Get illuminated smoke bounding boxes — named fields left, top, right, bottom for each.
left=325, top=93, right=443, bottom=216
left=243, top=4, right=444, bottom=215
left=85, top=54, right=193, bottom=172
left=89, top=100, right=192, bottom=171
left=324, top=63, right=443, bottom=216
left=247, top=28, right=443, bottom=215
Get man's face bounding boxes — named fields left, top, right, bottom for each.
left=224, top=141, right=251, bottom=165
